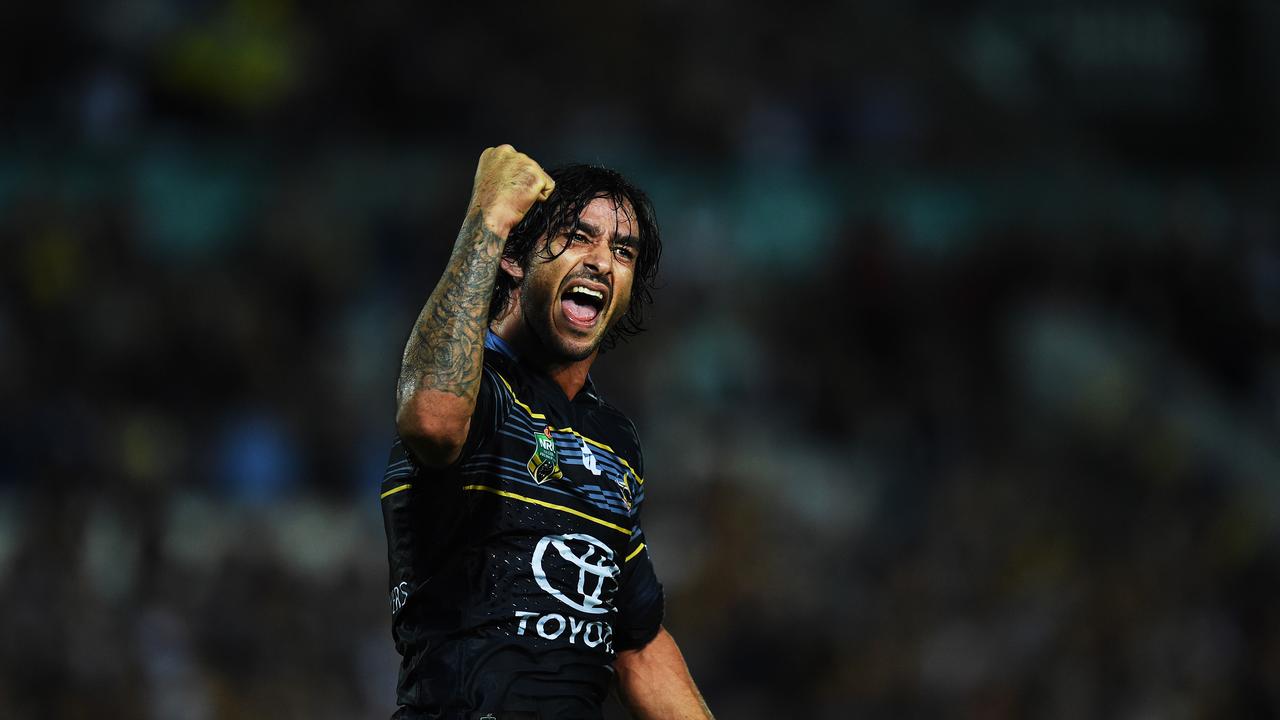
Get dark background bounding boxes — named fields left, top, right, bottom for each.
left=2, top=0, right=1279, bottom=717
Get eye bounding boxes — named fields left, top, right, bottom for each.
left=612, top=244, right=637, bottom=262
left=571, top=232, right=591, bottom=245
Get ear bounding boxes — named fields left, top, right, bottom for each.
left=500, top=257, right=524, bottom=282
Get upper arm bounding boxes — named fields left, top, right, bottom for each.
left=614, top=436, right=665, bottom=651
left=614, top=627, right=714, bottom=719
left=615, top=528, right=664, bottom=651
left=614, top=624, right=672, bottom=673
left=397, top=363, right=510, bottom=468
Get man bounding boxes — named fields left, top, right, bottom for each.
left=381, top=145, right=713, bottom=720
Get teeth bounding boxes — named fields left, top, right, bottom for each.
left=570, top=287, right=604, bottom=300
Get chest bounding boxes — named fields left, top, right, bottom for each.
left=453, top=374, right=642, bottom=549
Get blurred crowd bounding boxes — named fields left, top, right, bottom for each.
left=2, top=0, right=1279, bottom=718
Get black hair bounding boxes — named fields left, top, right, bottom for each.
left=487, top=163, right=662, bottom=352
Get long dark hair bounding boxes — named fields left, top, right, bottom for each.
left=487, top=164, right=662, bottom=351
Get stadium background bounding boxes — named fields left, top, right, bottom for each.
left=3, top=1, right=1279, bottom=717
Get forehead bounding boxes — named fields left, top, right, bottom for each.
left=576, top=195, right=637, bottom=237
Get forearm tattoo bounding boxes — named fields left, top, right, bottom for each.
left=398, top=211, right=504, bottom=403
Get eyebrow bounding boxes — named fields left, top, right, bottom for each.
left=575, top=220, right=639, bottom=247
left=575, top=220, right=603, bottom=238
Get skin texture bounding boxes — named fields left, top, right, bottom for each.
left=401, top=211, right=503, bottom=401
left=615, top=627, right=715, bottom=720
left=491, top=195, right=638, bottom=399
left=396, top=144, right=554, bottom=466
left=396, top=145, right=712, bottom=718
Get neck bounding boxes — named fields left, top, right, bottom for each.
left=492, top=313, right=597, bottom=400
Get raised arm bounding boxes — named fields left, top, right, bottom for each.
left=615, top=627, right=714, bottom=720
left=395, top=145, right=553, bottom=466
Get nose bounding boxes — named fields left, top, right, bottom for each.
left=581, top=237, right=613, bottom=277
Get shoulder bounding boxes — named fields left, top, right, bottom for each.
left=594, top=398, right=641, bottom=445
left=481, top=346, right=512, bottom=374
left=479, top=348, right=519, bottom=394
left=583, top=396, right=645, bottom=472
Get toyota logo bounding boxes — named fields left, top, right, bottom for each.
left=531, top=533, right=620, bottom=614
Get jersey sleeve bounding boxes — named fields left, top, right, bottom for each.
left=454, top=361, right=512, bottom=462
left=612, top=437, right=665, bottom=651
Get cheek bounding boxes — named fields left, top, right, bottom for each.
left=612, top=276, right=635, bottom=316
left=523, top=264, right=559, bottom=304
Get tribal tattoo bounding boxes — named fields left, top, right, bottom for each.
left=398, top=211, right=504, bottom=403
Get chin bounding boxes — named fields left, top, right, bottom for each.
left=532, top=316, right=600, bottom=363
left=553, top=333, right=600, bottom=362
left=548, top=311, right=611, bottom=362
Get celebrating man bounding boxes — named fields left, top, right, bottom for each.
left=381, top=145, right=713, bottom=719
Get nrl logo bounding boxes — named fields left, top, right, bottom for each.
left=528, top=425, right=564, bottom=484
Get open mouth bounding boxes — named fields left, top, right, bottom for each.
left=561, top=284, right=607, bottom=329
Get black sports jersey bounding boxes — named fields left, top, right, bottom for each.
left=381, top=334, right=664, bottom=720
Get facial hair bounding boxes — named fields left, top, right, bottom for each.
left=520, top=278, right=598, bottom=363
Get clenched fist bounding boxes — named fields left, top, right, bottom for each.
left=470, top=144, right=555, bottom=238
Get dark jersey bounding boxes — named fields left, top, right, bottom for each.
left=381, top=334, right=664, bottom=720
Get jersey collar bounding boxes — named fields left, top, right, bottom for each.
left=484, top=331, right=519, bottom=359
left=485, top=331, right=602, bottom=406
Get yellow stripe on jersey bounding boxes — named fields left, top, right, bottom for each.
left=380, top=483, right=412, bottom=499
left=625, top=543, right=646, bottom=563
left=558, top=430, right=645, bottom=486
left=492, top=370, right=547, bottom=421
left=462, top=484, right=630, bottom=535
left=491, top=370, right=645, bottom=486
